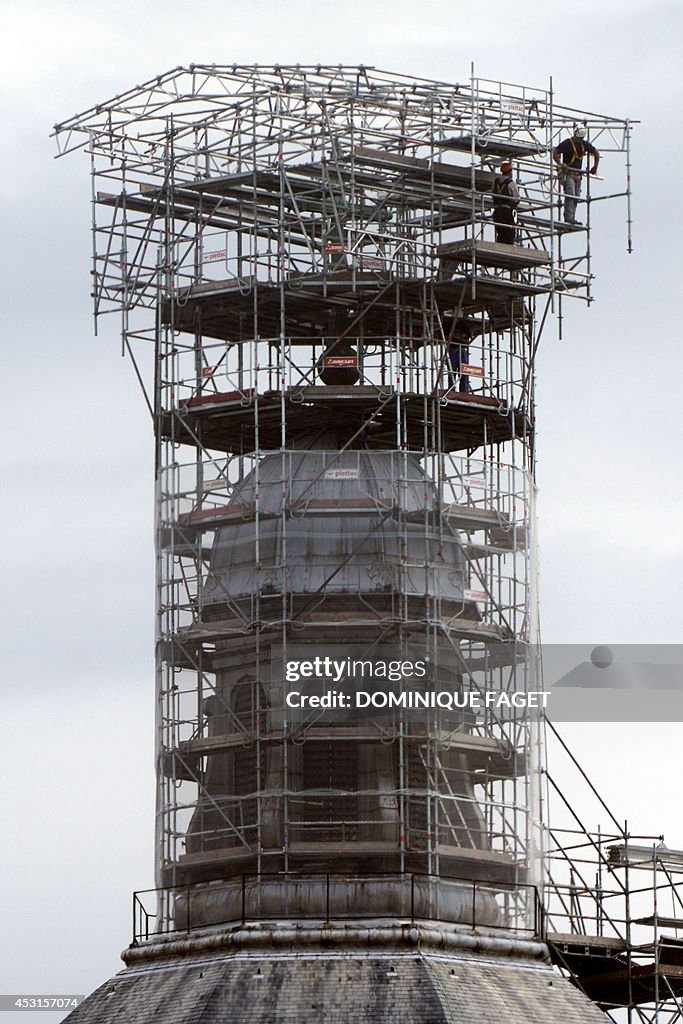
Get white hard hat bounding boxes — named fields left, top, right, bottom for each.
left=574, top=125, right=587, bottom=138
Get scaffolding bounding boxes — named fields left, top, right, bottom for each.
left=55, top=65, right=636, bottom=961
left=541, top=720, right=683, bottom=1024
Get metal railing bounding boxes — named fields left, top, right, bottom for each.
left=132, top=870, right=544, bottom=945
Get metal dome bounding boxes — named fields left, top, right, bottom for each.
left=204, top=450, right=467, bottom=607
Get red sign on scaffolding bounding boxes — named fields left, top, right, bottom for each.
left=325, top=242, right=345, bottom=253
left=461, top=363, right=484, bottom=377
left=205, top=250, right=227, bottom=262
left=323, top=356, right=357, bottom=367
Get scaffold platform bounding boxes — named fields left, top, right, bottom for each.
left=163, top=729, right=526, bottom=783
left=162, top=386, right=531, bottom=454
left=160, top=272, right=553, bottom=342
left=435, top=134, right=545, bottom=159
left=548, top=934, right=683, bottom=1008
left=438, top=240, right=551, bottom=271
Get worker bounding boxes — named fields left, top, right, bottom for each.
left=553, top=125, right=600, bottom=225
left=492, top=160, right=520, bottom=244
left=448, top=323, right=473, bottom=393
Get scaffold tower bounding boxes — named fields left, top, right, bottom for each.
left=55, top=66, right=666, bottom=1024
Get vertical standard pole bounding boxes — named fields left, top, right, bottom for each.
left=625, top=821, right=633, bottom=1024
left=326, top=874, right=330, bottom=925
left=472, top=881, right=477, bottom=930
left=625, top=120, right=634, bottom=254
left=548, top=76, right=563, bottom=342
left=187, top=882, right=191, bottom=934
left=242, top=874, right=246, bottom=925
left=586, top=124, right=593, bottom=306
left=653, top=847, right=660, bottom=1024
left=89, top=135, right=99, bottom=336
left=469, top=61, right=477, bottom=304
left=276, top=91, right=290, bottom=879
left=597, top=823, right=603, bottom=936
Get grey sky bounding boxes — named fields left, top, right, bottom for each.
left=2, top=0, right=682, bottom=1017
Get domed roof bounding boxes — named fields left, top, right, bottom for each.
left=72, top=933, right=607, bottom=1024
left=204, top=450, right=467, bottom=606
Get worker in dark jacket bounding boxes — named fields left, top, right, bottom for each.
left=492, top=160, right=520, bottom=244
left=553, top=125, right=600, bottom=224
left=448, top=322, right=473, bottom=393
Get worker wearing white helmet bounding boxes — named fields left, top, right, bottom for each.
left=553, top=124, right=600, bottom=225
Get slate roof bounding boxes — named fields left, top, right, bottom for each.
left=65, top=947, right=607, bottom=1024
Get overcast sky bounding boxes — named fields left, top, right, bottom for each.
left=1, top=0, right=682, bottom=1018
